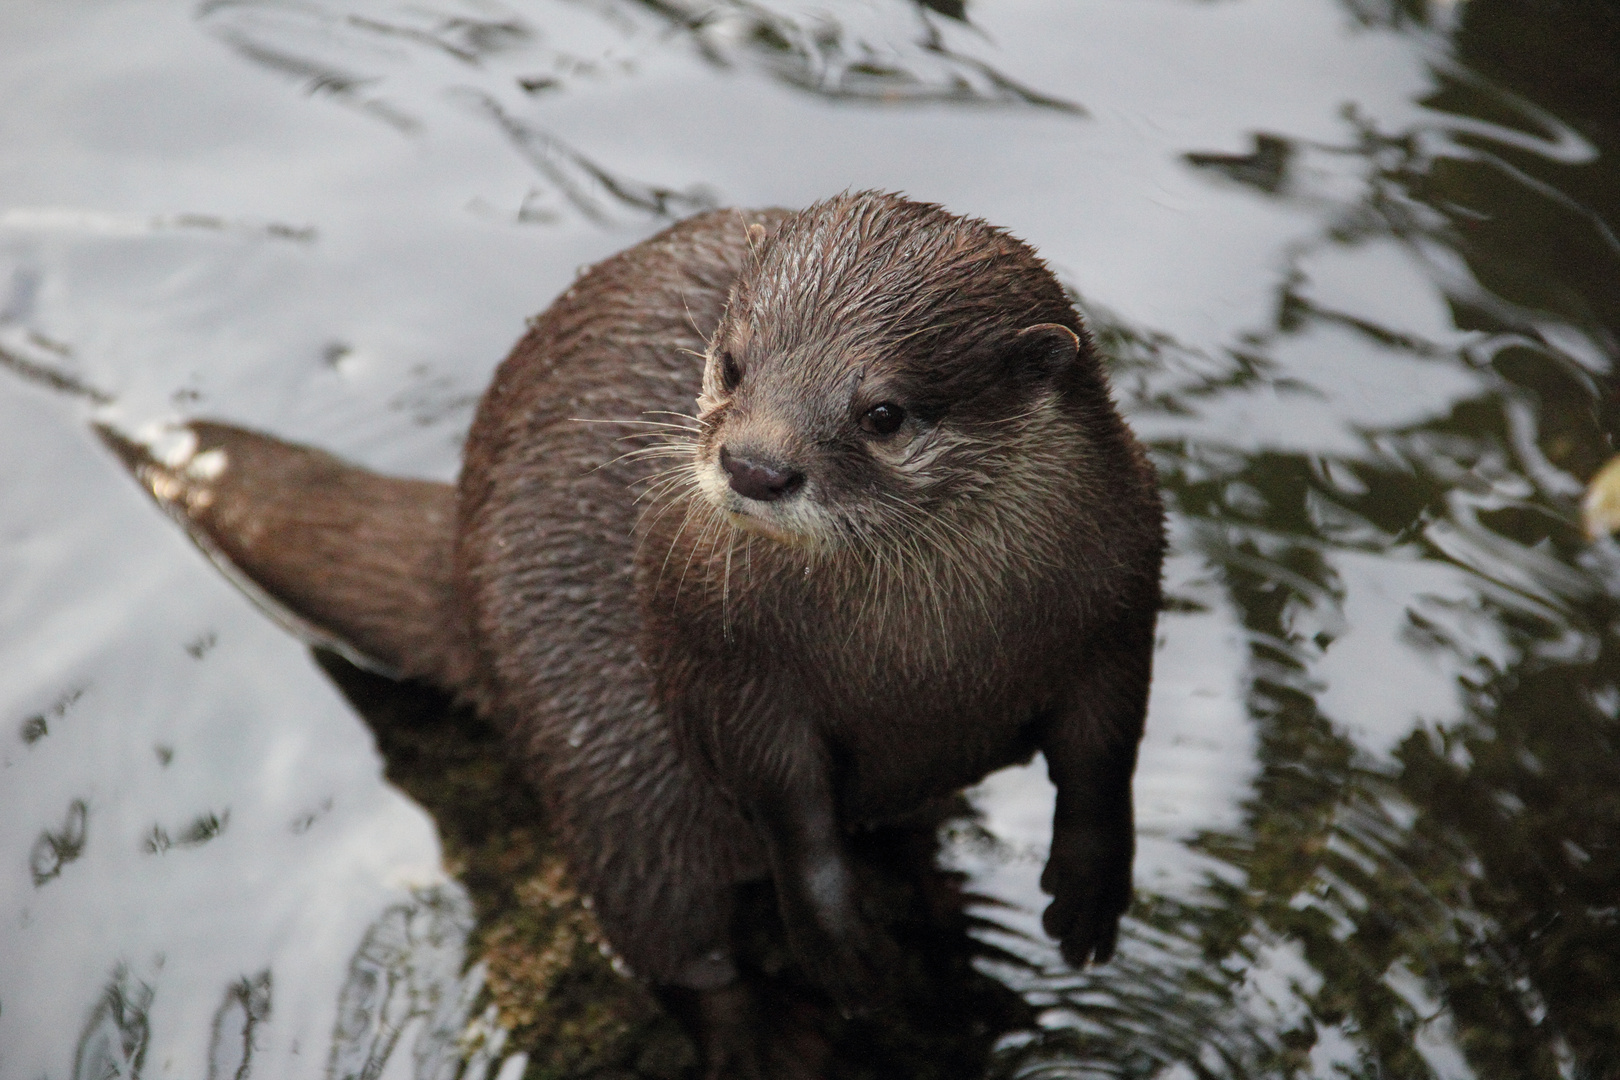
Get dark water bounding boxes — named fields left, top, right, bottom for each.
left=2, top=1, right=1617, bottom=1077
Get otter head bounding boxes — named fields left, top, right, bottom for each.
left=692, top=192, right=1095, bottom=553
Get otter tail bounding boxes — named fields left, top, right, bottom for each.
left=97, top=421, right=477, bottom=693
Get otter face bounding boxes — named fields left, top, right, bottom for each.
left=692, top=323, right=1083, bottom=551
left=692, top=335, right=940, bottom=548
left=688, top=194, right=1090, bottom=552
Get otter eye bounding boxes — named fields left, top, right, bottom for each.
left=859, top=403, right=906, bottom=436
left=718, top=351, right=742, bottom=393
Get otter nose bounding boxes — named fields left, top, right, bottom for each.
left=719, top=446, right=804, bottom=502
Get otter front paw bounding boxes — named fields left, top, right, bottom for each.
left=1039, top=831, right=1132, bottom=967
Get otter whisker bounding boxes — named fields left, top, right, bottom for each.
left=609, top=435, right=701, bottom=451
left=631, top=469, right=700, bottom=504
left=641, top=410, right=709, bottom=429
left=678, top=287, right=715, bottom=352
left=634, top=480, right=700, bottom=512
left=675, top=503, right=727, bottom=610
left=654, top=493, right=708, bottom=591
left=855, top=507, right=921, bottom=652
left=573, top=418, right=704, bottom=433
left=887, top=492, right=981, bottom=573
left=615, top=446, right=696, bottom=467
left=589, top=441, right=697, bottom=470
left=610, top=442, right=698, bottom=458
left=633, top=472, right=704, bottom=543
left=845, top=520, right=892, bottom=649
left=619, top=449, right=698, bottom=466
left=632, top=460, right=699, bottom=486
left=720, top=521, right=737, bottom=640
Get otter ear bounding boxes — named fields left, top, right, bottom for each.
left=1012, top=323, right=1082, bottom=381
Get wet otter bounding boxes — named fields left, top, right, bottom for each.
left=105, top=192, right=1164, bottom=1074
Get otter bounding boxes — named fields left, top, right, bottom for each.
left=103, top=192, right=1164, bottom=1075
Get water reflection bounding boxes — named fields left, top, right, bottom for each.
left=75, top=969, right=154, bottom=1080
left=198, top=0, right=1076, bottom=230
left=4, top=0, right=1619, bottom=1076
left=33, top=798, right=89, bottom=886
left=208, top=971, right=273, bottom=1080
left=326, top=885, right=479, bottom=1080
left=1001, top=19, right=1620, bottom=1073
left=620, top=0, right=1084, bottom=111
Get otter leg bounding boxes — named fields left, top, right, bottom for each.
left=753, top=764, right=898, bottom=1006
left=654, top=983, right=766, bottom=1080
left=562, top=773, right=778, bottom=1075
left=1037, top=605, right=1156, bottom=967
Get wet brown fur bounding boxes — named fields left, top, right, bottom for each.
left=106, top=192, right=1164, bottom=1070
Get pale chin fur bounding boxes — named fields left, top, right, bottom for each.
left=694, top=458, right=835, bottom=550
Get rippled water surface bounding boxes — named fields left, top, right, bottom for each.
left=3, top=1, right=1618, bottom=1077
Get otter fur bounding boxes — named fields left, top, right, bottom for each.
left=104, top=192, right=1164, bottom=1073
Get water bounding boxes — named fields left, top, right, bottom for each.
left=2, top=1, right=1616, bottom=1077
